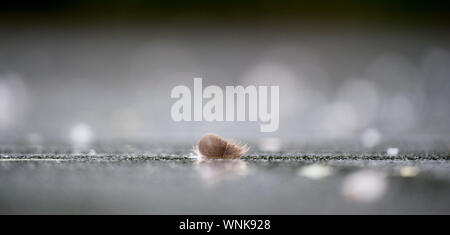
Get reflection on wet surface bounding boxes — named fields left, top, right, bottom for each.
left=0, top=149, right=449, bottom=214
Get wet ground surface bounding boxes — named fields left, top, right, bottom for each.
left=0, top=142, right=450, bottom=214
left=0, top=143, right=449, bottom=214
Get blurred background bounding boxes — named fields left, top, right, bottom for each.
left=1, top=0, right=450, bottom=149
left=2, top=0, right=450, bottom=215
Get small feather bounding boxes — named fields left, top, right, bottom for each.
left=198, top=133, right=249, bottom=159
